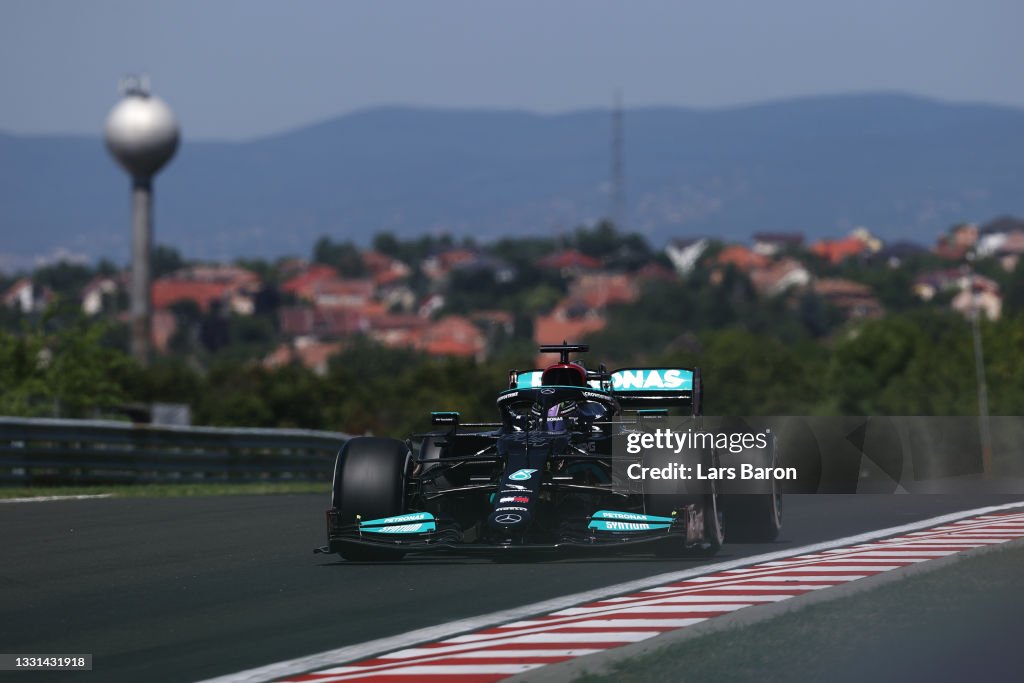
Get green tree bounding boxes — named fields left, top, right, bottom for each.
left=826, top=310, right=979, bottom=415
left=571, top=220, right=653, bottom=268
left=313, top=236, right=367, bottom=276
left=152, top=245, right=185, bottom=278
left=0, top=312, right=131, bottom=418
left=669, top=328, right=828, bottom=415
left=33, top=261, right=93, bottom=300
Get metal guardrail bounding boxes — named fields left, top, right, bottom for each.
left=0, top=416, right=349, bottom=485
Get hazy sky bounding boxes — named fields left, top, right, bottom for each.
left=2, top=0, right=1022, bottom=140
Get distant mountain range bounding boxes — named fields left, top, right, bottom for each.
left=2, top=93, right=1024, bottom=270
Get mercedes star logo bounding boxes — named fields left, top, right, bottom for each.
left=494, top=513, right=522, bottom=524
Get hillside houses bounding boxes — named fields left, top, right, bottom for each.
left=81, top=274, right=125, bottom=316
left=153, top=265, right=261, bottom=315
left=753, top=232, right=804, bottom=257
left=268, top=257, right=488, bottom=372
left=914, top=268, right=1002, bottom=321
left=533, top=272, right=641, bottom=362
left=812, top=278, right=884, bottom=319
left=2, top=278, right=53, bottom=313
left=976, top=217, right=1024, bottom=272
left=749, top=258, right=811, bottom=297
left=538, top=249, right=602, bottom=275
left=810, top=228, right=881, bottom=264
left=4, top=213, right=1022, bottom=375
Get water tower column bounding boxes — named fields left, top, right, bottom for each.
left=104, top=75, right=179, bottom=367
left=130, top=176, right=153, bottom=365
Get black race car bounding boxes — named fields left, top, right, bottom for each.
left=316, top=344, right=782, bottom=561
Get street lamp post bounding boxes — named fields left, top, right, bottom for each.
left=965, top=251, right=993, bottom=475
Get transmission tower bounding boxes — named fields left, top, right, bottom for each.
left=610, top=89, right=625, bottom=230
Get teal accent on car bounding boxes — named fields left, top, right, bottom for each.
left=588, top=520, right=672, bottom=532
left=588, top=509, right=674, bottom=531
left=515, top=370, right=544, bottom=388
left=591, top=509, right=674, bottom=523
left=362, top=521, right=437, bottom=534
left=610, top=369, right=693, bottom=391
left=359, top=511, right=437, bottom=534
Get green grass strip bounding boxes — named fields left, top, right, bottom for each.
left=0, top=481, right=328, bottom=499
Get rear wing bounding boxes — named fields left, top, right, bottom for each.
left=510, top=366, right=703, bottom=415
left=608, top=367, right=701, bottom=414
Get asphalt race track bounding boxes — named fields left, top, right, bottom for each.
left=2, top=494, right=1022, bottom=682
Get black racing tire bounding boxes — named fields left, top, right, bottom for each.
left=696, top=487, right=725, bottom=556
left=722, top=436, right=783, bottom=543
left=332, top=437, right=410, bottom=561
left=723, top=488, right=782, bottom=543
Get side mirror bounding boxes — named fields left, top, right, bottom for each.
left=431, top=411, right=460, bottom=433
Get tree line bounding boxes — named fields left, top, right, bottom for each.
left=3, top=223, right=1024, bottom=431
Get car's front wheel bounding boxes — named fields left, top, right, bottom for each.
left=332, top=436, right=410, bottom=561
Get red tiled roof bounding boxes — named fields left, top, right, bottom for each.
left=438, top=249, right=477, bottom=268
left=279, top=306, right=370, bottom=338
left=362, top=250, right=394, bottom=271
left=538, top=249, right=602, bottom=271
left=363, top=250, right=411, bottom=286
left=420, top=338, right=482, bottom=357
left=569, top=274, right=639, bottom=308
left=533, top=307, right=605, bottom=365
left=810, top=238, right=868, bottom=264
left=281, top=265, right=341, bottom=297
left=716, top=245, right=769, bottom=271
left=417, top=316, right=485, bottom=358
left=152, top=280, right=232, bottom=312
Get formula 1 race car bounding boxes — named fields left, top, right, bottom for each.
left=316, top=344, right=782, bottom=561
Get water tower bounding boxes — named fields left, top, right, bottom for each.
left=104, top=75, right=179, bottom=366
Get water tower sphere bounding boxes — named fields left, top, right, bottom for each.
left=104, top=94, right=179, bottom=178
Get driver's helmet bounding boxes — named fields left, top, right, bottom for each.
left=534, top=362, right=588, bottom=430
left=529, top=399, right=577, bottom=432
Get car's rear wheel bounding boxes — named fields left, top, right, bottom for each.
left=722, top=437, right=783, bottom=542
left=723, top=487, right=782, bottom=542
left=332, top=437, right=410, bottom=561
left=696, top=487, right=725, bottom=556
